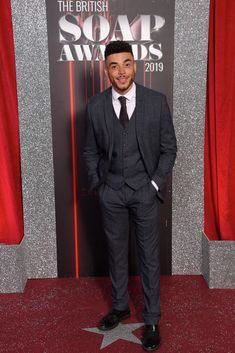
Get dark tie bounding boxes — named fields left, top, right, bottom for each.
left=118, top=96, right=129, bottom=128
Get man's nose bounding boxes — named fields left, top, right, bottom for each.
left=118, top=65, right=125, bottom=74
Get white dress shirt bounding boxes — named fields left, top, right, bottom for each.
left=111, top=83, right=159, bottom=192
left=112, top=82, right=136, bottom=119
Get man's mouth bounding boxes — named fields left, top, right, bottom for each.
left=117, top=77, right=128, bottom=84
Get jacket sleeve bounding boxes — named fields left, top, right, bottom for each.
left=152, top=95, right=177, bottom=201
left=83, top=103, right=101, bottom=191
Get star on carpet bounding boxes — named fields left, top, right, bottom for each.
left=83, top=322, right=145, bottom=349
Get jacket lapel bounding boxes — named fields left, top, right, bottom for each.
left=135, top=84, right=145, bottom=155
left=104, top=88, right=114, bottom=160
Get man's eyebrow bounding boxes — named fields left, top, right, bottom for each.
left=109, top=58, right=132, bottom=66
left=109, top=61, right=118, bottom=66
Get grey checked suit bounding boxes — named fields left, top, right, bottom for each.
left=84, top=83, right=177, bottom=324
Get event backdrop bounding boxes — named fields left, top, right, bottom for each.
left=45, top=0, right=175, bottom=277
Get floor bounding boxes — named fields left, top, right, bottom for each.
left=0, top=276, right=234, bottom=353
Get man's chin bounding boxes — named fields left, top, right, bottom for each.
left=115, top=81, right=133, bottom=93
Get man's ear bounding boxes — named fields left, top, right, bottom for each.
left=134, top=61, right=137, bottom=73
left=104, top=66, right=108, bottom=76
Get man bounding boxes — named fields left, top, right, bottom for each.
left=83, top=40, right=177, bottom=351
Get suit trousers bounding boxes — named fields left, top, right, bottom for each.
left=98, top=182, right=161, bottom=324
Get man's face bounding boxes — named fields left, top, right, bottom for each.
left=105, top=52, right=136, bottom=94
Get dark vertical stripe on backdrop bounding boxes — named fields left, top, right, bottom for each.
left=0, top=0, right=24, bottom=244
left=204, top=0, right=235, bottom=240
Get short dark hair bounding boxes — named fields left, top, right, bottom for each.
left=104, top=41, right=133, bottom=59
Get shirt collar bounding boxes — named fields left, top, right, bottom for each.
left=112, top=82, right=136, bottom=101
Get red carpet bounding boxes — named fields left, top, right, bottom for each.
left=0, top=276, right=234, bottom=353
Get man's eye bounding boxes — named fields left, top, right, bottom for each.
left=111, top=66, right=117, bottom=70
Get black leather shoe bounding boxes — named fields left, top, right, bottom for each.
left=98, top=308, right=130, bottom=331
left=142, top=325, right=161, bottom=351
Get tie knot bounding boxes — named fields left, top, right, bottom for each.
left=118, top=96, right=127, bottom=106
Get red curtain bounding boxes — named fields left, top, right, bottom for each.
left=204, top=0, right=235, bottom=240
left=0, top=1, right=24, bottom=244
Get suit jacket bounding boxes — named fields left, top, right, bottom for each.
left=83, top=83, right=177, bottom=202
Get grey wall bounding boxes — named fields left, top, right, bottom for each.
left=172, top=0, right=210, bottom=274
left=11, top=0, right=57, bottom=278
